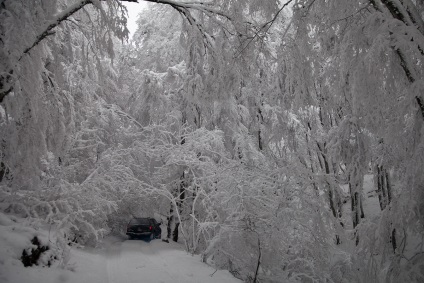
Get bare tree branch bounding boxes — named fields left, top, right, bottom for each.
left=235, top=0, right=294, bottom=57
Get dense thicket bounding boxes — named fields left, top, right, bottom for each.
left=0, top=0, right=423, bottom=282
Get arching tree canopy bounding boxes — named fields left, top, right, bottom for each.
left=1, top=0, right=424, bottom=282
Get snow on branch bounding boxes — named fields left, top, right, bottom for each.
left=0, top=0, right=231, bottom=104
left=235, top=0, right=294, bottom=57
left=19, top=0, right=92, bottom=60
left=141, top=0, right=232, bottom=21
left=19, top=0, right=231, bottom=59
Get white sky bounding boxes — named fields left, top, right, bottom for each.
left=123, top=1, right=147, bottom=37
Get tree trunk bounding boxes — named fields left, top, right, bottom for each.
left=380, top=166, right=387, bottom=208
left=391, top=228, right=397, bottom=253
left=0, top=162, right=6, bottom=182
left=375, top=164, right=392, bottom=210
left=385, top=170, right=392, bottom=204
left=166, top=204, right=173, bottom=240
left=172, top=222, right=180, bottom=242
left=329, top=187, right=337, bottom=218
left=170, top=171, right=187, bottom=243
left=253, top=236, right=262, bottom=283
left=349, top=167, right=364, bottom=229
left=351, top=190, right=359, bottom=228
left=257, top=106, right=264, bottom=151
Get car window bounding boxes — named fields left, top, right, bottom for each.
left=129, top=218, right=150, bottom=225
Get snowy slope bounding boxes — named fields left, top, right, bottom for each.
left=0, top=213, right=240, bottom=283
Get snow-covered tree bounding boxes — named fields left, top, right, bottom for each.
left=1, top=0, right=424, bottom=282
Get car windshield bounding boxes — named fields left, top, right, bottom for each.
left=129, top=218, right=150, bottom=225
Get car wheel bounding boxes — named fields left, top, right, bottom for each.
left=128, top=235, right=134, bottom=240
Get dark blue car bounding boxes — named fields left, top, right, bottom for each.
left=126, top=217, right=161, bottom=240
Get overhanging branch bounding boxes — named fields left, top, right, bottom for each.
left=19, top=0, right=92, bottom=61
left=372, top=0, right=424, bottom=120
left=0, top=0, right=229, bottom=104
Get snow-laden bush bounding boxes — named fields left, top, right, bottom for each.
left=197, top=159, right=341, bottom=282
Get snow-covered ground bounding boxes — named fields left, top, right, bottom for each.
left=338, top=174, right=382, bottom=255
left=340, top=174, right=381, bottom=229
left=361, top=174, right=381, bottom=221
left=0, top=175, right=387, bottom=283
left=0, top=213, right=240, bottom=283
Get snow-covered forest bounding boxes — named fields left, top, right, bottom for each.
left=1, top=0, right=424, bottom=282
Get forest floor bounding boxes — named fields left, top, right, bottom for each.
left=0, top=214, right=240, bottom=283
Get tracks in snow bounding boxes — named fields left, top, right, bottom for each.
left=104, top=238, right=240, bottom=283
